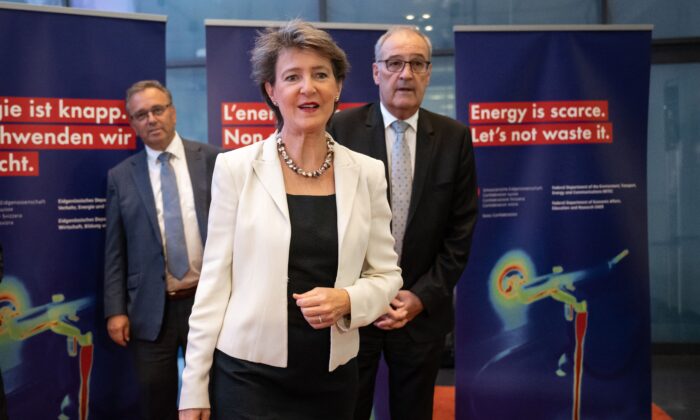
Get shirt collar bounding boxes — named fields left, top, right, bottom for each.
left=379, top=102, right=419, bottom=132
left=145, top=132, right=184, bottom=164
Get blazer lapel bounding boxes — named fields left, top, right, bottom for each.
left=130, top=151, right=162, bottom=244
left=183, top=140, right=209, bottom=242
left=334, top=146, right=360, bottom=252
left=407, top=110, right=435, bottom=226
left=252, top=138, right=290, bottom=221
left=367, top=103, right=389, bottom=175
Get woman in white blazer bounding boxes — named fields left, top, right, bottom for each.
left=179, top=20, right=402, bottom=420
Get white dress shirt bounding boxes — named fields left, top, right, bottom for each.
left=144, top=133, right=203, bottom=292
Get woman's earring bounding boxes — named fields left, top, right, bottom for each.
left=335, top=95, right=340, bottom=102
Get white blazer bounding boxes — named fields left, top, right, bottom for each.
left=179, top=134, right=402, bottom=409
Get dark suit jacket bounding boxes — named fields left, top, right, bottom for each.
left=103, top=139, right=220, bottom=341
left=328, top=103, right=478, bottom=342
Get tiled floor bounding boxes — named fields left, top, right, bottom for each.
left=435, top=354, right=700, bottom=419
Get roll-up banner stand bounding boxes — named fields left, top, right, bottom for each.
left=0, top=3, right=166, bottom=419
left=453, top=25, right=653, bottom=420
left=205, top=19, right=389, bottom=149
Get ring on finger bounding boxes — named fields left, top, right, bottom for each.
left=318, top=315, right=323, bottom=324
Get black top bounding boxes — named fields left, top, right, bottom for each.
left=286, top=194, right=338, bottom=372
left=210, top=194, right=357, bottom=419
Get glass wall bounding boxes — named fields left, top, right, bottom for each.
left=609, top=0, right=700, bottom=39
left=7, top=0, right=700, bottom=344
left=647, top=63, right=700, bottom=342
left=612, top=0, right=700, bottom=344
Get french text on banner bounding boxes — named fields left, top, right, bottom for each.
left=220, top=101, right=366, bottom=126
left=221, top=102, right=276, bottom=125
left=222, top=126, right=276, bottom=149
left=219, top=101, right=367, bottom=149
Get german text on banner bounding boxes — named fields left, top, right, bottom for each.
left=0, top=4, right=165, bottom=419
left=453, top=26, right=653, bottom=420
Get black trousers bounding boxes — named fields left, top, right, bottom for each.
left=354, top=326, right=444, bottom=420
left=129, top=296, right=193, bottom=420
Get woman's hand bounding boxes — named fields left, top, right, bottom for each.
left=293, top=287, right=351, bottom=329
left=179, top=408, right=211, bottom=420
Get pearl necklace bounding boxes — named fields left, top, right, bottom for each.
left=276, top=133, right=334, bottom=178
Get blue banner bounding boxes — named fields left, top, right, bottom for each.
left=0, top=4, right=165, bottom=419
left=205, top=20, right=386, bottom=149
left=454, top=26, right=652, bottom=419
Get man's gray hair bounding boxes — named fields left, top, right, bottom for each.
left=374, top=26, right=433, bottom=61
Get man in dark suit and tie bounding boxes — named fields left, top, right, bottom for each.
left=103, top=80, right=219, bottom=420
left=328, top=26, right=478, bottom=420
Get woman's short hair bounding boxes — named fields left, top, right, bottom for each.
left=250, top=19, right=350, bottom=129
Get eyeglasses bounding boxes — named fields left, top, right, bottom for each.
left=377, top=59, right=431, bottom=74
left=130, top=103, right=172, bottom=122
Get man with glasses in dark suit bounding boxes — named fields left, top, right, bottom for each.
left=329, top=26, right=478, bottom=420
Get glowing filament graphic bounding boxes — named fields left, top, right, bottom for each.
left=488, top=249, right=629, bottom=420
left=0, top=278, right=94, bottom=420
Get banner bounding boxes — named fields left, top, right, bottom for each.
left=454, top=26, right=652, bottom=419
left=0, top=4, right=165, bottom=419
left=205, top=19, right=388, bottom=148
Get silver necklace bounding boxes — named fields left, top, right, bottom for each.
left=276, top=133, right=334, bottom=178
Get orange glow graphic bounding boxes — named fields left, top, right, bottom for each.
left=488, top=249, right=629, bottom=420
left=0, top=278, right=94, bottom=420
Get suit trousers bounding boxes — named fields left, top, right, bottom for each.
left=354, top=325, right=444, bottom=420
left=129, top=295, right=193, bottom=420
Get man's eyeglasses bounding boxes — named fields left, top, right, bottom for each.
left=130, top=103, right=172, bottom=122
left=377, top=59, right=431, bottom=74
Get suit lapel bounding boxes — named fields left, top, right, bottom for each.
left=407, top=110, right=435, bottom=226
left=252, top=138, right=290, bottom=221
left=130, top=151, right=162, bottom=244
left=334, top=146, right=360, bottom=253
left=183, top=140, right=209, bottom=242
left=365, top=103, right=392, bottom=202
left=367, top=103, right=389, bottom=175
